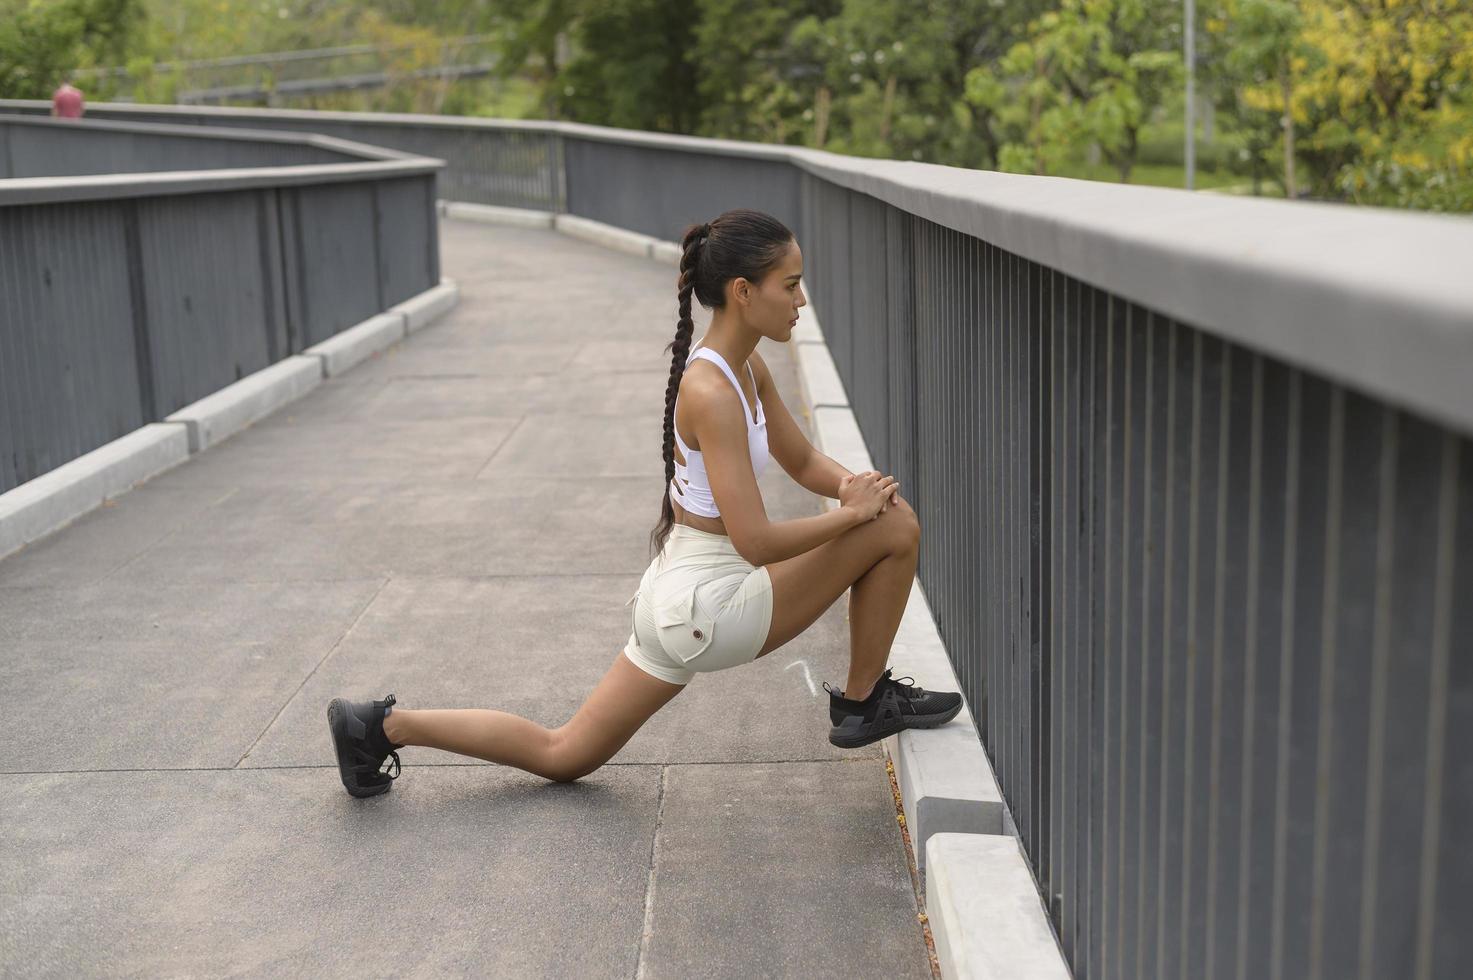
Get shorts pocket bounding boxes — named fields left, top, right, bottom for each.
left=652, top=581, right=718, bottom=664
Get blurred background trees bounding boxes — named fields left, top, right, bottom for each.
left=1, top=0, right=1467, bottom=211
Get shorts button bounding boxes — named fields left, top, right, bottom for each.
left=692, top=628, right=703, bottom=640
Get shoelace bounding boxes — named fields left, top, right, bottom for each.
left=348, top=694, right=401, bottom=781
left=887, top=674, right=924, bottom=700
left=376, top=694, right=400, bottom=779
left=822, top=671, right=926, bottom=702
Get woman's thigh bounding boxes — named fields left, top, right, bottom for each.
left=756, top=493, right=919, bottom=659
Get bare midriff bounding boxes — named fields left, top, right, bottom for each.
left=672, top=497, right=729, bottom=535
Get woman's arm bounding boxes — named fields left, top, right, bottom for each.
left=795, top=451, right=853, bottom=499
left=689, top=378, right=865, bottom=565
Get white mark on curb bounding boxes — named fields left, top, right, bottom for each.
left=785, top=659, right=817, bottom=697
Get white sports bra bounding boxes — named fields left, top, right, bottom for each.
left=669, top=345, right=770, bottom=518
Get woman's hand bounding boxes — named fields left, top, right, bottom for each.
left=839, top=470, right=900, bottom=522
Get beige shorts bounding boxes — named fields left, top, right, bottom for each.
left=622, top=524, right=774, bottom=686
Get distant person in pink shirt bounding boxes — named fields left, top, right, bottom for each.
left=51, top=82, right=84, bottom=118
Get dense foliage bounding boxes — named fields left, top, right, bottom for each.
left=3, top=0, right=1468, bottom=211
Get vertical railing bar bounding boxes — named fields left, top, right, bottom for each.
left=969, top=232, right=981, bottom=724
left=1156, top=320, right=1180, bottom=977
left=1021, top=252, right=1032, bottom=849
left=1268, top=369, right=1303, bottom=980
left=1085, top=286, right=1100, bottom=979
left=1356, top=406, right=1399, bottom=979
left=1411, top=434, right=1459, bottom=980
left=1000, top=243, right=1012, bottom=801
left=1232, top=354, right=1267, bottom=979
left=1306, top=386, right=1346, bottom=980
left=1037, top=258, right=1050, bottom=888
left=1019, top=250, right=1030, bottom=848
left=1205, top=346, right=1234, bottom=977
left=122, top=198, right=157, bottom=424
left=1179, top=331, right=1205, bottom=977
left=1001, top=238, right=1013, bottom=819
left=1136, top=310, right=1156, bottom=974
left=1036, top=256, right=1048, bottom=872
left=995, top=241, right=1004, bottom=777
left=1101, top=296, right=1116, bottom=977
left=1113, top=300, right=1125, bottom=978
left=1050, top=266, right=1064, bottom=925
left=990, top=239, right=1001, bottom=765
left=1066, top=268, right=1077, bottom=928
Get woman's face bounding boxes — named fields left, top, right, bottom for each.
left=732, top=240, right=806, bottom=340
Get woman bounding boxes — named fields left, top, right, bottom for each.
left=327, top=208, right=962, bottom=798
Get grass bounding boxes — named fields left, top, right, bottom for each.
left=1049, top=161, right=1253, bottom=192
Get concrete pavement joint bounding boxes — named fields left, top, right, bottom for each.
left=231, top=575, right=392, bottom=769
left=634, top=765, right=669, bottom=980
left=473, top=413, right=528, bottom=480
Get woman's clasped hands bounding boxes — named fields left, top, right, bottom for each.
left=838, top=470, right=900, bottom=522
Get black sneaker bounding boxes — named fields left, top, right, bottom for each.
left=327, top=693, right=404, bottom=798
left=821, top=668, right=963, bottom=748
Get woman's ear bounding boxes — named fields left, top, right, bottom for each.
left=730, top=277, right=752, bottom=308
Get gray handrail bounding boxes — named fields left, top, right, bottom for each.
left=4, top=97, right=1468, bottom=435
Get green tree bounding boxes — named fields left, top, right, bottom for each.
left=688, top=0, right=832, bottom=145
left=553, top=0, right=700, bottom=132
left=1200, top=0, right=1309, bottom=195
left=0, top=0, right=146, bottom=99
left=1293, top=0, right=1473, bottom=210
left=964, top=0, right=1181, bottom=181
left=813, top=0, right=1046, bottom=167
left=482, top=0, right=585, bottom=119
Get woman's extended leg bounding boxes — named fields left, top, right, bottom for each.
left=381, top=650, right=685, bottom=783
left=757, top=492, right=921, bottom=700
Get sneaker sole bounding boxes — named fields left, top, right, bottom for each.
left=828, top=701, right=964, bottom=749
left=327, top=698, right=392, bottom=798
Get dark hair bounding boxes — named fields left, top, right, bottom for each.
left=649, top=208, right=795, bottom=560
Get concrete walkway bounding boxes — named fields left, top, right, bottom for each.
left=0, top=218, right=934, bottom=977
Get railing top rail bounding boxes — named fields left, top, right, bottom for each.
left=1, top=99, right=1468, bottom=432
left=0, top=112, right=421, bottom=162
left=0, top=158, right=442, bottom=207
left=0, top=111, right=444, bottom=207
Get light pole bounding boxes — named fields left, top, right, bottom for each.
left=1185, top=0, right=1196, bottom=189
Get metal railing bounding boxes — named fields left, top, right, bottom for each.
left=0, top=113, right=443, bottom=493
left=1, top=99, right=1469, bottom=980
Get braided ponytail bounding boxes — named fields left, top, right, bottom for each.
left=648, top=211, right=793, bottom=560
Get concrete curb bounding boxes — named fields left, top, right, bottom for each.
left=794, top=338, right=849, bottom=410
left=788, top=304, right=1010, bottom=876
left=437, top=199, right=554, bottom=228
left=392, top=278, right=460, bottom=335
left=165, top=356, right=323, bottom=454
left=926, top=835, right=1071, bottom=980
left=0, top=423, right=190, bottom=561
left=554, top=213, right=656, bottom=260
left=440, top=203, right=687, bottom=267
left=301, top=311, right=407, bottom=377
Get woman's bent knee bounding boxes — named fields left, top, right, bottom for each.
left=544, top=728, right=598, bottom=783
left=882, top=499, right=920, bottom=552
